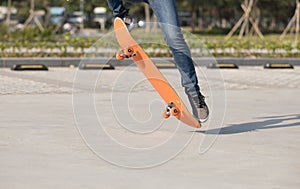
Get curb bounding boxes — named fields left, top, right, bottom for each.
left=1, top=57, right=300, bottom=68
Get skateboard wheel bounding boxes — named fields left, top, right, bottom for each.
left=162, top=109, right=170, bottom=119
left=171, top=107, right=180, bottom=117
left=125, top=47, right=134, bottom=56
left=116, top=51, right=125, bottom=60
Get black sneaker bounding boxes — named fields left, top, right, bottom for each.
left=116, top=9, right=134, bottom=31
left=188, top=94, right=209, bottom=123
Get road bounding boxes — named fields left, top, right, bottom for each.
left=0, top=66, right=299, bottom=189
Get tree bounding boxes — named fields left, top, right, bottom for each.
left=257, top=0, right=295, bottom=31
left=226, top=0, right=264, bottom=40
left=0, top=0, right=297, bottom=33
left=280, top=0, right=300, bottom=46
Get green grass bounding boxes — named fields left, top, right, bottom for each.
left=0, top=25, right=299, bottom=58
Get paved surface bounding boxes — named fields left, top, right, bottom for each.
left=0, top=66, right=299, bottom=189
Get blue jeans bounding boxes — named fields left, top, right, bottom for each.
left=107, top=0, right=201, bottom=97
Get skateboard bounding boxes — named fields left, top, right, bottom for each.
left=114, top=17, right=201, bottom=128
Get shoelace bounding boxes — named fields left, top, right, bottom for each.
left=199, top=96, right=206, bottom=108
left=192, top=95, right=206, bottom=108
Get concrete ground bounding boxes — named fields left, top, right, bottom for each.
left=0, top=66, right=299, bottom=189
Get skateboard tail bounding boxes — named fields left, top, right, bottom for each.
left=132, top=55, right=201, bottom=128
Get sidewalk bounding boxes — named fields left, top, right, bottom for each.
left=0, top=67, right=299, bottom=189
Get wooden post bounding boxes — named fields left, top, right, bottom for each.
left=280, top=0, right=300, bottom=46
left=241, top=3, right=264, bottom=40
left=5, top=0, right=11, bottom=26
left=239, top=0, right=251, bottom=38
left=296, top=1, right=300, bottom=45
left=225, top=0, right=264, bottom=40
left=144, top=3, right=150, bottom=33
left=24, top=0, right=44, bottom=31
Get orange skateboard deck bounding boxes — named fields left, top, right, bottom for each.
left=114, top=18, right=201, bottom=128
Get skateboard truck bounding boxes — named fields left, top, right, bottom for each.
left=162, top=102, right=180, bottom=119
left=116, top=47, right=136, bottom=60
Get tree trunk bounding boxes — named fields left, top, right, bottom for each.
left=44, top=0, right=50, bottom=27
left=144, top=3, right=151, bottom=33
left=191, top=6, right=197, bottom=32
left=6, top=0, right=11, bottom=27
left=198, top=6, right=203, bottom=31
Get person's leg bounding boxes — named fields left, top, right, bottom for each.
left=107, top=0, right=147, bottom=16
left=107, top=0, right=137, bottom=30
left=147, top=0, right=209, bottom=122
left=106, top=0, right=126, bottom=17
left=147, top=0, right=200, bottom=97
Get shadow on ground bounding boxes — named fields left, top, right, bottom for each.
left=197, top=114, right=300, bottom=135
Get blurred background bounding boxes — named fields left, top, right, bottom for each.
left=0, top=0, right=299, bottom=58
